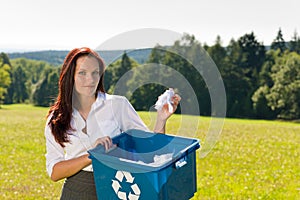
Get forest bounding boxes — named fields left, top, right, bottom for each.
left=0, top=28, right=300, bottom=120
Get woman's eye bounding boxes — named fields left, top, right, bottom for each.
left=92, top=71, right=100, bottom=76
left=78, top=71, right=86, bottom=75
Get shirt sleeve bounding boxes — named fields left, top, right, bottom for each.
left=116, top=96, right=149, bottom=132
left=44, top=118, right=65, bottom=177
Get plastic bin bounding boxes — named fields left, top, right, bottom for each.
left=88, top=129, right=200, bottom=200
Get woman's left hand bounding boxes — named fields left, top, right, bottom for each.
left=157, top=94, right=181, bottom=121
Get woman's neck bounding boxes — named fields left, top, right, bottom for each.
left=73, top=94, right=96, bottom=120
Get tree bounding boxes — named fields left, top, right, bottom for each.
left=251, top=85, right=277, bottom=119
left=207, top=36, right=227, bottom=70
left=251, top=49, right=281, bottom=119
left=223, top=33, right=265, bottom=118
left=0, top=53, right=13, bottom=104
left=46, top=70, right=59, bottom=105
left=147, top=44, right=166, bottom=64
left=12, top=66, right=28, bottom=103
left=271, top=28, right=287, bottom=54
left=129, top=45, right=169, bottom=111
left=237, top=32, right=266, bottom=83
left=0, top=53, right=12, bottom=105
left=257, top=49, right=280, bottom=87
left=32, top=68, right=59, bottom=106
left=265, top=52, right=300, bottom=119
left=129, top=63, right=169, bottom=111
left=253, top=51, right=300, bottom=119
left=222, top=39, right=250, bottom=117
left=10, top=58, right=58, bottom=104
left=104, top=61, right=117, bottom=92
left=0, top=52, right=11, bottom=66
left=33, top=77, right=49, bottom=106
left=0, top=63, right=11, bottom=104
left=115, top=52, right=133, bottom=79
left=108, top=52, right=135, bottom=92
left=168, top=34, right=210, bottom=115
left=289, top=30, right=300, bottom=54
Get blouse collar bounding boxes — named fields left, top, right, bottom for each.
left=72, top=92, right=106, bottom=118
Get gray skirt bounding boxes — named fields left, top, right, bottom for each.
left=60, top=170, right=97, bottom=200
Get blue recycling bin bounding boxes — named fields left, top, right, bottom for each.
left=88, top=129, right=200, bottom=200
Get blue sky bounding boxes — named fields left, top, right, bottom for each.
left=1, top=0, right=299, bottom=51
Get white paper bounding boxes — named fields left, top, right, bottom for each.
left=154, top=88, right=175, bottom=113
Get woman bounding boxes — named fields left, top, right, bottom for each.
left=44, top=47, right=180, bottom=199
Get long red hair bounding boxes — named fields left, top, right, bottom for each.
left=47, top=47, right=105, bottom=147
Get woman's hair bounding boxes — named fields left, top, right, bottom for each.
left=47, top=47, right=105, bottom=147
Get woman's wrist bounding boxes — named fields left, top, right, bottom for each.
left=83, top=154, right=92, bottom=165
left=154, top=116, right=167, bottom=133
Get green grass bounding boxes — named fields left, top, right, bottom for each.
left=0, top=104, right=299, bottom=199
left=0, top=104, right=63, bottom=199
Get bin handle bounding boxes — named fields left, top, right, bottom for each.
left=175, top=157, right=187, bottom=169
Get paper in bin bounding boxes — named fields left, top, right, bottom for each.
left=121, top=153, right=174, bottom=167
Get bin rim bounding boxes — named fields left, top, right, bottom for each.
left=88, top=129, right=200, bottom=173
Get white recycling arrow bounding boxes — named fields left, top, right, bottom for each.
left=131, top=184, right=140, bottom=195
left=117, top=191, right=127, bottom=200
left=115, top=170, right=124, bottom=182
left=128, top=192, right=139, bottom=200
left=112, top=180, right=121, bottom=194
left=123, top=171, right=134, bottom=183
left=111, top=170, right=141, bottom=200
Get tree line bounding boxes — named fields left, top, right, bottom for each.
left=0, top=28, right=300, bottom=120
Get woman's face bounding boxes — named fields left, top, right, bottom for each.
left=73, top=55, right=100, bottom=98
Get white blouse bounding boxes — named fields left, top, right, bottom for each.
left=44, top=92, right=148, bottom=177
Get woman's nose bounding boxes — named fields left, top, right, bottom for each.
left=85, top=73, right=94, bottom=82
left=87, top=72, right=99, bottom=82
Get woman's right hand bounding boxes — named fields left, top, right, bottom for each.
left=93, top=136, right=114, bottom=150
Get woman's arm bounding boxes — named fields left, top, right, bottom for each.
left=51, top=154, right=91, bottom=182
left=115, top=94, right=180, bottom=134
left=50, top=136, right=113, bottom=182
left=154, top=94, right=181, bottom=133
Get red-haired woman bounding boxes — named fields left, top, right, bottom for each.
left=44, top=47, right=180, bottom=199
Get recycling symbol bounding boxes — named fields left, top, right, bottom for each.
left=112, top=170, right=141, bottom=200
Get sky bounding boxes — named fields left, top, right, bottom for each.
left=0, top=0, right=299, bottom=51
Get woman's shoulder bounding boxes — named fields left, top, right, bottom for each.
left=101, top=92, right=128, bottom=102
left=95, top=93, right=131, bottom=110
left=45, top=111, right=53, bottom=124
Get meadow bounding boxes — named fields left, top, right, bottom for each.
left=0, top=104, right=299, bottom=199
